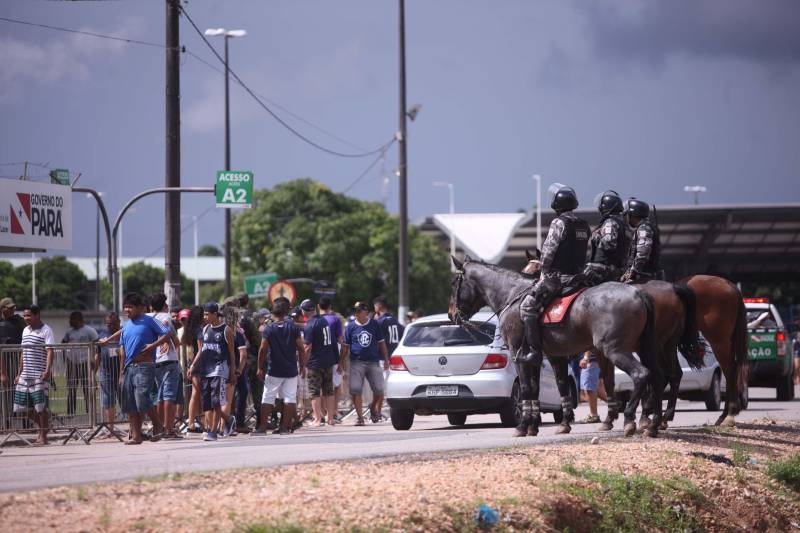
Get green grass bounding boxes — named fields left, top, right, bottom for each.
left=556, top=464, right=704, bottom=532
left=765, top=454, right=800, bottom=491
left=232, top=519, right=310, bottom=533
left=731, top=442, right=752, bottom=468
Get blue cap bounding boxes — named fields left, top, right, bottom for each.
left=203, top=302, right=219, bottom=313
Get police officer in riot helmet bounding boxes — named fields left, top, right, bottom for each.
left=621, top=198, right=663, bottom=283
left=584, top=190, right=629, bottom=285
left=519, top=186, right=590, bottom=364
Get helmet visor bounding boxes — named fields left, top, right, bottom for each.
left=547, top=182, right=567, bottom=204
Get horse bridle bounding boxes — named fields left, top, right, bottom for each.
left=452, top=266, right=532, bottom=335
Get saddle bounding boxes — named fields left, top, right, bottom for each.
left=540, top=287, right=587, bottom=325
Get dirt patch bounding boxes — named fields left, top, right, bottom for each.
left=2, top=419, right=800, bottom=532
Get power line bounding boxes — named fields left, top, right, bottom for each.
left=143, top=204, right=216, bottom=259
left=180, top=5, right=396, bottom=159
left=342, top=149, right=388, bottom=193
left=0, top=15, right=174, bottom=50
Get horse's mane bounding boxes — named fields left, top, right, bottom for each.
left=465, top=259, right=535, bottom=283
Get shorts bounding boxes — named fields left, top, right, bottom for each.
left=307, top=366, right=335, bottom=398
left=348, top=359, right=384, bottom=396
left=98, top=361, right=120, bottom=409
left=155, top=361, right=184, bottom=404
left=262, top=375, right=298, bottom=405
left=580, top=362, right=600, bottom=392
left=201, top=376, right=227, bottom=411
left=332, top=364, right=343, bottom=388
left=14, top=379, right=49, bottom=413
left=121, top=364, right=157, bottom=414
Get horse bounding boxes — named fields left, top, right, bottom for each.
left=521, top=250, right=702, bottom=432
left=449, top=255, right=661, bottom=437
left=681, top=275, right=749, bottom=426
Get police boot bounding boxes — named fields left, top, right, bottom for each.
left=518, top=314, right=543, bottom=364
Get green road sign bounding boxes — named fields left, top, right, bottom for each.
left=49, top=169, right=70, bottom=186
left=216, top=170, right=253, bottom=208
left=244, top=272, right=277, bottom=298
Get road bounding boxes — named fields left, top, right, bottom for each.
left=1, top=386, right=797, bottom=493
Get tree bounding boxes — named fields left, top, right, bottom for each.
left=0, top=257, right=91, bottom=310
left=100, top=262, right=195, bottom=308
left=198, top=244, right=222, bottom=257
left=232, top=179, right=451, bottom=314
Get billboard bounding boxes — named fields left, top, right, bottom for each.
left=0, top=179, right=72, bottom=251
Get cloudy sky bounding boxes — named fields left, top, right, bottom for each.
left=2, top=0, right=798, bottom=258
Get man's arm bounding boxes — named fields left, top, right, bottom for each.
left=98, top=329, right=122, bottom=346
left=598, top=219, right=619, bottom=253
left=118, top=346, right=126, bottom=385
left=238, top=345, right=248, bottom=374
left=539, top=218, right=566, bottom=275
left=378, top=340, right=389, bottom=370
left=257, top=338, right=269, bottom=380
left=225, top=326, right=236, bottom=379
left=187, top=337, right=203, bottom=379
left=42, top=347, right=54, bottom=381
left=631, top=225, right=653, bottom=272
left=295, top=337, right=307, bottom=377
left=339, top=344, right=350, bottom=372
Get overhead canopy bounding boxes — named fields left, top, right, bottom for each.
left=431, top=213, right=531, bottom=264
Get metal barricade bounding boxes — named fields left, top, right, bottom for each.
left=84, top=340, right=127, bottom=443
left=0, top=343, right=97, bottom=446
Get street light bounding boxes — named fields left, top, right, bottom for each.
left=532, top=175, right=542, bottom=251
left=87, top=192, right=104, bottom=310
left=432, top=181, right=456, bottom=271
left=683, top=185, right=707, bottom=205
left=117, top=207, right=136, bottom=311
left=205, top=26, right=247, bottom=298
left=182, top=214, right=200, bottom=306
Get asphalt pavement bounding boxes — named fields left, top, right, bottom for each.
left=1, top=386, right=798, bottom=493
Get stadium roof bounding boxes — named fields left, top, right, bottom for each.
left=421, top=203, right=800, bottom=282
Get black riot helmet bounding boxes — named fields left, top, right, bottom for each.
left=598, top=190, right=623, bottom=216
left=551, top=186, right=579, bottom=213
left=624, top=198, right=650, bottom=219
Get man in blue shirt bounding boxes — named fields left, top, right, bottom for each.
left=341, top=301, right=388, bottom=426
left=253, top=298, right=307, bottom=435
left=373, top=296, right=404, bottom=356
left=301, top=299, right=339, bottom=427
left=119, top=293, right=172, bottom=445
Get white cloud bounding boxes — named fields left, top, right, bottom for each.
left=0, top=17, right=145, bottom=101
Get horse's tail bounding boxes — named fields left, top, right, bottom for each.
left=636, top=289, right=658, bottom=372
left=732, top=286, right=751, bottom=399
left=673, top=283, right=703, bottom=370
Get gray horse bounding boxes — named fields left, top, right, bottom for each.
left=449, top=256, right=661, bottom=437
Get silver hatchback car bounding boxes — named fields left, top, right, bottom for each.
left=385, top=312, right=576, bottom=430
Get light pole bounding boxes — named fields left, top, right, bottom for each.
left=532, top=174, right=542, bottom=251
left=87, top=192, right=104, bottom=310
left=683, top=185, right=707, bottom=205
left=433, top=181, right=456, bottom=271
left=205, top=27, right=247, bottom=298
left=182, top=214, right=200, bottom=306
left=117, top=207, right=136, bottom=311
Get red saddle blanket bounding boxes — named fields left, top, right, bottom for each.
left=541, top=288, right=587, bottom=324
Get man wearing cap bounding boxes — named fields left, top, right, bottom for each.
left=147, top=293, right=184, bottom=439
left=0, top=297, right=26, bottom=411
left=341, top=301, right=389, bottom=425
left=301, top=299, right=338, bottom=426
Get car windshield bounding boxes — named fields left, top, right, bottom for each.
left=402, top=321, right=496, bottom=347
left=747, top=310, right=777, bottom=329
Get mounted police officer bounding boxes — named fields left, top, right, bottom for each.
left=519, top=186, right=590, bottom=363
left=584, top=190, right=628, bottom=285
left=621, top=198, right=662, bottom=283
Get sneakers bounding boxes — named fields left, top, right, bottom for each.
left=203, top=431, right=218, bottom=441
left=249, top=429, right=267, bottom=436
left=224, top=416, right=236, bottom=437
left=272, top=427, right=291, bottom=435
left=354, top=418, right=366, bottom=426
left=579, top=414, right=601, bottom=424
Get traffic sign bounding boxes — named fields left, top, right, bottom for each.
left=268, top=279, right=297, bottom=305
left=243, top=272, right=278, bottom=298
left=49, top=169, right=70, bottom=186
left=216, top=170, right=253, bottom=208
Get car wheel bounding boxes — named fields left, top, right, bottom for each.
left=390, top=407, right=414, bottom=430
left=447, top=413, right=467, bottom=426
left=776, top=370, right=795, bottom=401
left=704, top=371, right=722, bottom=411
left=499, top=381, right=521, bottom=427
left=739, top=384, right=749, bottom=410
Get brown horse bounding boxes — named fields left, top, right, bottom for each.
left=680, top=275, right=749, bottom=426
left=521, top=250, right=702, bottom=431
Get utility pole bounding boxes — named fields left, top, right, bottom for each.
left=165, top=0, right=182, bottom=309
left=397, top=0, right=409, bottom=324
left=224, top=35, right=232, bottom=298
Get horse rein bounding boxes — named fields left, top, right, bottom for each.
left=452, top=267, right=532, bottom=340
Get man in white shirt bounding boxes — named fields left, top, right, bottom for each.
left=62, top=311, right=98, bottom=417
left=14, top=305, right=55, bottom=445
left=148, top=293, right=183, bottom=439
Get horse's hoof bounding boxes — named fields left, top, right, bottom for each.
left=623, top=423, right=636, bottom=437
left=513, top=429, right=527, bottom=437
left=555, top=424, right=572, bottom=435
left=639, top=417, right=652, bottom=430
left=719, top=416, right=736, bottom=427
left=659, top=420, right=668, bottom=431
left=644, top=426, right=659, bottom=438
left=600, top=422, right=613, bottom=431
left=527, top=426, right=539, bottom=437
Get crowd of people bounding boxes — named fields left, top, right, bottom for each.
left=0, top=291, right=406, bottom=445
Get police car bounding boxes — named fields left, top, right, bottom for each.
left=745, top=298, right=795, bottom=401
left=385, top=312, right=577, bottom=430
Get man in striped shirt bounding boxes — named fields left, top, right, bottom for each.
left=13, top=305, right=55, bottom=446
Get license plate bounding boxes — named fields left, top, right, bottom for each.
left=426, top=385, right=459, bottom=397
